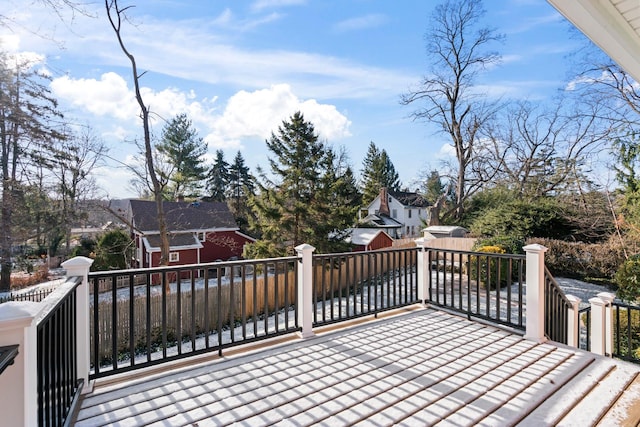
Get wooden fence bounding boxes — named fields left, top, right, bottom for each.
left=91, top=268, right=296, bottom=364
left=313, top=249, right=416, bottom=300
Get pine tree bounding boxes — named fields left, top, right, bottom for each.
left=423, top=170, right=445, bottom=204
left=248, top=112, right=327, bottom=257
left=360, top=141, right=401, bottom=202
left=227, top=151, right=255, bottom=231
left=313, top=148, right=361, bottom=253
left=207, top=149, right=229, bottom=202
left=156, top=113, right=208, bottom=199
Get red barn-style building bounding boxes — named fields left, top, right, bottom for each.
left=346, top=228, right=394, bottom=252
left=128, top=200, right=255, bottom=268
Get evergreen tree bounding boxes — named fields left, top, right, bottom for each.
left=423, top=170, right=446, bottom=204
left=156, top=113, right=208, bottom=199
left=93, top=230, right=133, bottom=271
left=360, top=141, right=401, bottom=202
left=613, top=135, right=640, bottom=243
left=227, top=151, right=255, bottom=231
left=207, top=149, right=229, bottom=202
left=248, top=112, right=358, bottom=257
left=313, top=148, right=362, bottom=253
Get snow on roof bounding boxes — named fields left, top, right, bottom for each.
left=423, top=225, right=468, bottom=233
left=347, top=228, right=391, bottom=246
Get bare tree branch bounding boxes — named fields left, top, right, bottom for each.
left=104, top=0, right=171, bottom=271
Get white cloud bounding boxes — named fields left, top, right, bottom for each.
left=51, top=72, right=220, bottom=129
left=50, top=74, right=350, bottom=152
left=438, top=143, right=456, bottom=159
left=208, top=84, right=351, bottom=148
left=333, top=14, right=387, bottom=33
left=51, top=72, right=137, bottom=120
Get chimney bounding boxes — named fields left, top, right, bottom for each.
left=378, top=187, right=390, bottom=217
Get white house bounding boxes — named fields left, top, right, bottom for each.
left=360, top=188, right=430, bottom=238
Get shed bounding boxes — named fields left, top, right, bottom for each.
left=346, top=228, right=394, bottom=251
left=423, top=225, right=468, bottom=239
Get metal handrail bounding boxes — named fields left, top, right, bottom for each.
left=544, top=267, right=571, bottom=344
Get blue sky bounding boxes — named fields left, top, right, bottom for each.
left=1, top=0, right=588, bottom=198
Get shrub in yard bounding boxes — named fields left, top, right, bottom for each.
left=473, top=235, right=525, bottom=255
left=10, top=265, right=49, bottom=290
left=469, top=245, right=510, bottom=289
left=469, top=197, right=573, bottom=241
left=614, top=257, right=640, bottom=303
left=526, top=237, right=625, bottom=282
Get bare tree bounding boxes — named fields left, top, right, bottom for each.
left=1, top=0, right=93, bottom=44
left=49, top=126, right=108, bottom=253
left=401, top=0, right=502, bottom=221
left=125, top=139, right=170, bottom=199
left=105, top=0, right=170, bottom=267
left=482, top=99, right=611, bottom=198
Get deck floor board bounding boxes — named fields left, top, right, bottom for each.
left=75, top=307, right=640, bottom=427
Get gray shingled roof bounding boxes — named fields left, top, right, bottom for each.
left=129, top=200, right=238, bottom=232
left=389, top=190, right=430, bottom=208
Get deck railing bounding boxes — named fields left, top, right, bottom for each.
left=426, top=248, right=526, bottom=331
left=0, top=287, right=55, bottom=304
left=312, top=247, right=419, bottom=326
left=88, top=256, right=300, bottom=379
left=36, top=276, right=84, bottom=427
left=0, top=243, right=586, bottom=425
left=544, top=267, right=572, bottom=344
left=612, top=302, right=640, bottom=363
left=578, top=306, right=591, bottom=352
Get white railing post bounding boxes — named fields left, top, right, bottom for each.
left=0, top=302, right=39, bottom=427
left=295, top=244, right=315, bottom=338
left=590, top=296, right=607, bottom=356
left=597, top=292, right=615, bottom=357
left=565, top=295, right=581, bottom=348
left=523, top=244, right=548, bottom=343
left=415, top=238, right=429, bottom=304
left=61, top=256, right=94, bottom=391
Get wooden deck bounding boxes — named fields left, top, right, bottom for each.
left=75, top=307, right=640, bottom=426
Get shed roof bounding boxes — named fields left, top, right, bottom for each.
left=423, top=225, right=468, bottom=234
left=346, top=228, right=392, bottom=246
left=130, top=200, right=237, bottom=233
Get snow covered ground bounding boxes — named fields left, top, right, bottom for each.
left=555, top=277, right=616, bottom=308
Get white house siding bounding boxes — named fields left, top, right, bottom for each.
left=365, top=194, right=429, bottom=238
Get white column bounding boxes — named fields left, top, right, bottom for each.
left=415, top=238, right=429, bottom=304
left=565, top=294, right=581, bottom=348
left=295, top=244, right=315, bottom=338
left=597, top=292, right=615, bottom=357
left=0, top=302, right=40, bottom=427
left=61, top=256, right=94, bottom=391
left=590, top=296, right=607, bottom=356
left=523, top=244, right=548, bottom=343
